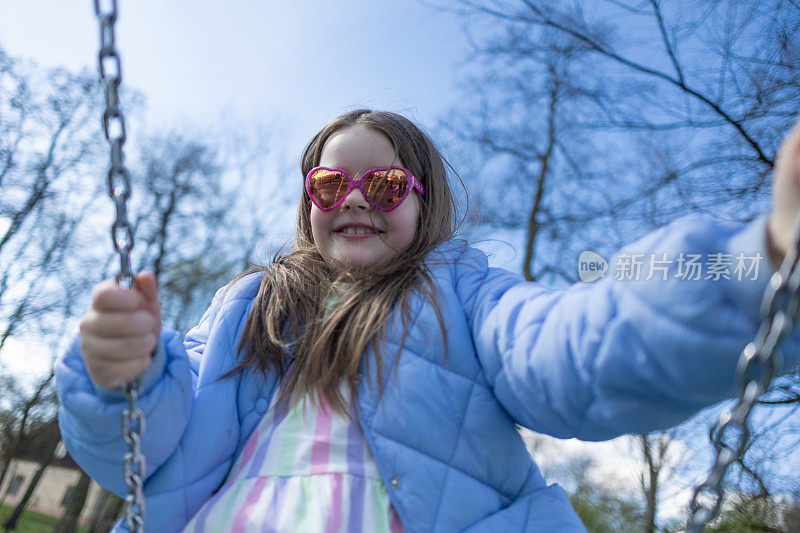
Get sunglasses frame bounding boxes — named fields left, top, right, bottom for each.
left=305, top=165, right=425, bottom=213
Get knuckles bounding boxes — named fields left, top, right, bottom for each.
left=82, top=339, right=154, bottom=389
left=90, top=280, right=118, bottom=303
left=81, top=281, right=157, bottom=388
left=91, top=281, right=147, bottom=311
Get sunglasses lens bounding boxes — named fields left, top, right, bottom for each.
left=364, top=169, right=409, bottom=210
left=309, top=169, right=348, bottom=209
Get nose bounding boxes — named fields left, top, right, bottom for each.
left=341, top=187, right=370, bottom=210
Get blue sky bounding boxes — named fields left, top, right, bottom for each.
left=0, top=0, right=468, bottom=144
left=0, top=0, right=501, bottom=260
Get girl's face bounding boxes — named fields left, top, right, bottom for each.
left=310, top=125, right=421, bottom=271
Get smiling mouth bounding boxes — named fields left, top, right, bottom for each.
left=336, top=227, right=379, bottom=235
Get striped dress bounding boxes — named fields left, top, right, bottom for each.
left=182, top=377, right=405, bottom=532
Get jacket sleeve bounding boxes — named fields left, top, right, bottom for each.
left=459, top=212, right=800, bottom=441
left=55, top=284, right=229, bottom=497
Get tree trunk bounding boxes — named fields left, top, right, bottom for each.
left=2, top=435, right=59, bottom=530
left=93, top=494, right=124, bottom=533
left=0, top=458, right=11, bottom=507
left=639, top=434, right=658, bottom=533
left=0, top=461, right=18, bottom=509
left=523, top=64, right=559, bottom=282
left=54, top=469, right=91, bottom=533
left=85, top=486, right=109, bottom=533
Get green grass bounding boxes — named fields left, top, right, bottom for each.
left=0, top=505, right=91, bottom=532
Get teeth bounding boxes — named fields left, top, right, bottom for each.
left=340, top=227, right=375, bottom=235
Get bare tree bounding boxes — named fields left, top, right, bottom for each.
left=445, top=26, right=620, bottom=282
left=446, top=0, right=799, bottom=280
left=0, top=48, right=101, bottom=254
left=444, top=0, right=800, bottom=525
left=0, top=46, right=107, bottom=357
left=635, top=431, right=689, bottom=533
left=125, top=130, right=261, bottom=332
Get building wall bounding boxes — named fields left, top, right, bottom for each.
left=0, top=459, right=109, bottom=524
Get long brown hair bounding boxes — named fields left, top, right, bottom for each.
left=228, top=110, right=458, bottom=422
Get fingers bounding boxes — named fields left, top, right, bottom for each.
left=79, top=333, right=156, bottom=389
left=81, top=309, right=159, bottom=338
left=135, top=272, right=161, bottom=316
left=83, top=351, right=154, bottom=389
left=81, top=334, right=157, bottom=362
left=91, top=279, right=149, bottom=312
left=91, top=272, right=161, bottom=317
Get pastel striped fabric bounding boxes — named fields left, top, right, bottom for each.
left=183, top=378, right=405, bottom=532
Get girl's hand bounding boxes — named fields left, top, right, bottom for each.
left=767, top=114, right=800, bottom=269
left=79, top=272, right=162, bottom=389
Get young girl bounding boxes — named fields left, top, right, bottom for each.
left=56, top=110, right=800, bottom=532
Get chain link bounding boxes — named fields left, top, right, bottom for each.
left=122, top=377, right=146, bottom=532
left=93, top=0, right=146, bottom=530
left=686, top=212, right=800, bottom=532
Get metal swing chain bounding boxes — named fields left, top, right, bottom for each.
left=93, top=0, right=146, bottom=531
left=686, top=212, right=800, bottom=532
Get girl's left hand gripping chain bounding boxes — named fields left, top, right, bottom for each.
left=79, top=272, right=162, bottom=389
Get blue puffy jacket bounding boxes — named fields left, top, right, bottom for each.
left=55, top=213, right=800, bottom=532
